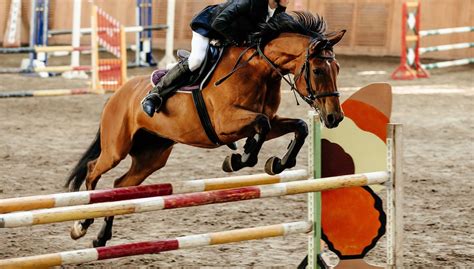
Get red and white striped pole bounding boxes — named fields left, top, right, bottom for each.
left=0, top=221, right=312, bottom=268
left=0, top=172, right=388, bottom=228
left=0, top=170, right=307, bottom=213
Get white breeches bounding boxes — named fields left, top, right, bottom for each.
left=188, top=31, right=210, bottom=71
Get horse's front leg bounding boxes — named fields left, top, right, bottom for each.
left=264, top=116, right=308, bottom=175
left=222, top=114, right=271, bottom=172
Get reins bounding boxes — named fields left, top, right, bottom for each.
left=214, top=45, right=258, bottom=86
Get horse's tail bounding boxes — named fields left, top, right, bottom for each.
left=65, top=128, right=101, bottom=191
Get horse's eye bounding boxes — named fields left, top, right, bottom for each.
left=313, top=68, right=324, bottom=76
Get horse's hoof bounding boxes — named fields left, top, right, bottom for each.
left=284, top=158, right=297, bottom=169
left=92, top=239, right=106, bottom=248
left=70, top=221, right=87, bottom=240
left=222, top=154, right=242, bottom=172
left=265, top=156, right=284, bottom=175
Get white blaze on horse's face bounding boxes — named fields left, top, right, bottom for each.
left=304, top=30, right=346, bottom=129
left=308, top=53, right=344, bottom=128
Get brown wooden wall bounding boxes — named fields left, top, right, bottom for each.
left=1, top=0, right=473, bottom=59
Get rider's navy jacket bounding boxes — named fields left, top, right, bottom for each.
left=190, top=0, right=286, bottom=45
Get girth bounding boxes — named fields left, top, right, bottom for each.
left=191, top=47, right=225, bottom=147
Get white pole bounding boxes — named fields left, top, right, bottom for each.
left=386, top=124, right=404, bottom=267
left=27, top=0, right=37, bottom=69
left=159, top=0, right=176, bottom=68
left=64, top=0, right=87, bottom=79
left=420, top=26, right=474, bottom=37
left=135, top=4, right=141, bottom=67
left=71, top=0, right=81, bottom=67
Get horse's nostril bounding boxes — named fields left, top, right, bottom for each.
left=327, top=114, right=336, bottom=125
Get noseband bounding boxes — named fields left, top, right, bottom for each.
left=256, top=42, right=340, bottom=106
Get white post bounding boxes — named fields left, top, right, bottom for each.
left=135, top=4, right=141, bottom=67
left=386, top=124, right=404, bottom=268
left=159, top=0, right=176, bottom=68
left=64, top=0, right=87, bottom=79
left=71, top=0, right=81, bottom=67
left=307, top=111, right=322, bottom=269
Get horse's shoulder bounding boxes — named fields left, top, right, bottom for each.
left=115, top=75, right=151, bottom=96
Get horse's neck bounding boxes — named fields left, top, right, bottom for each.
left=262, top=34, right=310, bottom=75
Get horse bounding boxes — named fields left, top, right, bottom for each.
left=66, top=12, right=345, bottom=247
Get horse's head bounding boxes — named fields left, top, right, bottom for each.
left=253, top=12, right=346, bottom=128
left=293, top=30, right=346, bottom=128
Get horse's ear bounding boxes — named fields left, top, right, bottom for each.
left=326, top=30, right=346, bottom=47
left=311, top=39, right=329, bottom=52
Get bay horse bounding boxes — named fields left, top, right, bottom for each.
left=66, top=12, right=345, bottom=247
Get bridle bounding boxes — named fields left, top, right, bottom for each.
left=256, top=40, right=340, bottom=106
left=215, top=39, right=340, bottom=106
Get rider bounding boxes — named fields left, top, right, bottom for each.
left=142, top=0, right=289, bottom=117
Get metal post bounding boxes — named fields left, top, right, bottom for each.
left=41, top=0, right=49, bottom=46
left=307, top=111, right=322, bottom=269
left=35, top=0, right=49, bottom=65
left=159, top=0, right=176, bottom=68
left=386, top=124, right=403, bottom=268
left=28, top=0, right=38, bottom=69
left=145, top=0, right=156, bottom=66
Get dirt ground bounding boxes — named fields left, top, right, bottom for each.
left=0, top=52, right=473, bottom=268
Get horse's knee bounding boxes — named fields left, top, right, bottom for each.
left=254, top=114, right=271, bottom=134
left=294, top=119, right=308, bottom=139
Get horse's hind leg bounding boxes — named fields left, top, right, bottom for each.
left=222, top=113, right=271, bottom=172
left=70, top=137, right=132, bottom=240
left=92, top=131, right=175, bottom=247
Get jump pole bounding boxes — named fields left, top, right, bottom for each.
left=34, top=46, right=91, bottom=53
left=0, top=221, right=312, bottom=268
left=0, top=170, right=308, bottom=213
left=421, top=58, right=474, bottom=70
left=0, top=88, right=90, bottom=99
left=419, top=26, right=474, bottom=36
left=0, top=172, right=389, bottom=228
left=48, top=25, right=168, bottom=36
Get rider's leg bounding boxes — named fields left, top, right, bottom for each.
left=188, top=32, right=209, bottom=72
left=141, top=32, right=209, bottom=117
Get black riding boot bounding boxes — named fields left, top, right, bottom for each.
left=142, top=61, right=191, bottom=117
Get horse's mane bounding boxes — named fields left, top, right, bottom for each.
left=252, top=12, right=327, bottom=46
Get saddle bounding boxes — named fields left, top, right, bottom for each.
left=150, top=45, right=224, bottom=91
left=151, top=45, right=236, bottom=150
